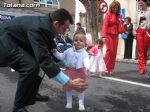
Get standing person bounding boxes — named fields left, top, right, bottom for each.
left=52, top=32, right=90, bottom=111
left=135, top=0, right=150, bottom=74
left=101, top=1, right=122, bottom=74
left=88, top=38, right=106, bottom=78
left=123, top=17, right=134, bottom=59
left=0, top=8, right=87, bottom=112
left=76, top=22, right=86, bottom=34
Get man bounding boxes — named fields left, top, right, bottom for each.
left=0, top=8, right=87, bottom=112
left=1, top=14, right=49, bottom=102
left=76, top=22, right=86, bottom=34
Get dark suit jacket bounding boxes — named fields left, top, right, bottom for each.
left=124, top=23, right=134, bottom=39
left=0, top=14, right=60, bottom=78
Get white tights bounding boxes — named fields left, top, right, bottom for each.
left=66, top=91, right=84, bottom=104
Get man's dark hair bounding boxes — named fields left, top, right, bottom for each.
left=76, top=22, right=81, bottom=27
left=51, top=8, right=73, bottom=25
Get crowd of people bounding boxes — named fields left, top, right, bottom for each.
left=0, top=0, right=150, bottom=112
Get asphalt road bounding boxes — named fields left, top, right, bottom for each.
left=0, top=62, right=150, bottom=112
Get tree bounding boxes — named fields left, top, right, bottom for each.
left=79, top=0, right=103, bottom=42
left=18, top=0, right=21, bottom=4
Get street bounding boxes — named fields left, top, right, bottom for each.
left=0, top=62, right=150, bottom=112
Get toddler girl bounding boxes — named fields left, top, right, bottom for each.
left=88, top=38, right=106, bottom=77
left=53, top=32, right=90, bottom=111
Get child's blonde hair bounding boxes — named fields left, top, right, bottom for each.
left=73, top=31, right=86, bottom=41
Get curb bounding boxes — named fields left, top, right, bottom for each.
left=116, top=59, right=150, bottom=65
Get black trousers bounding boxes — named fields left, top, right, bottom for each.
left=124, top=36, right=134, bottom=59
left=0, top=35, right=41, bottom=108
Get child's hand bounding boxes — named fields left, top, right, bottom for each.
left=86, top=70, right=89, bottom=76
left=146, top=31, right=150, bottom=38
left=84, top=68, right=89, bottom=76
left=88, top=52, right=94, bottom=56
left=51, top=49, right=57, bottom=53
left=88, top=51, right=93, bottom=55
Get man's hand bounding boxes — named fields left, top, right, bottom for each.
left=67, top=78, right=88, bottom=91
left=51, top=49, right=57, bottom=53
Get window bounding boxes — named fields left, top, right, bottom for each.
left=47, top=0, right=52, bottom=4
left=34, top=0, right=59, bottom=8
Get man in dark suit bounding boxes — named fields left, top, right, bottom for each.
left=0, top=8, right=87, bottom=112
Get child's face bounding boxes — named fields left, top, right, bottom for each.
left=73, top=34, right=85, bottom=50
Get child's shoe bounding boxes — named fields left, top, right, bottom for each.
left=11, top=68, right=15, bottom=72
left=98, top=74, right=103, bottom=78
left=65, top=102, right=72, bottom=109
left=79, top=103, right=85, bottom=111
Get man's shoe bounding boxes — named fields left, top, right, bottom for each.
left=12, top=107, right=28, bottom=112
left=35, top=93, right=49, bottom=102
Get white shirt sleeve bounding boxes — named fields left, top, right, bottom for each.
left=53, top=50, right=67, bottom=60
left=145, top=11, right=150, bottom=29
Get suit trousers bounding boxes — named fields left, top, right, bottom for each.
left=0, top=34, right=41, bottom=108
left=124, top=35, right=134, bottom=59
left=104, top=34, right=119, bottom=72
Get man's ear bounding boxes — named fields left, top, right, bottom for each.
left=53, top=21, right=59, bottom=28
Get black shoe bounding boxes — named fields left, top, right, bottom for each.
left=12, top=107, right=28, bottom=112
left=35, top=93, right=49, bottom=102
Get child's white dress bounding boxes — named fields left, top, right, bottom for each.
left=53, top=47, right=90, bottom=91
left=89, top=48, right=106, bottom=73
